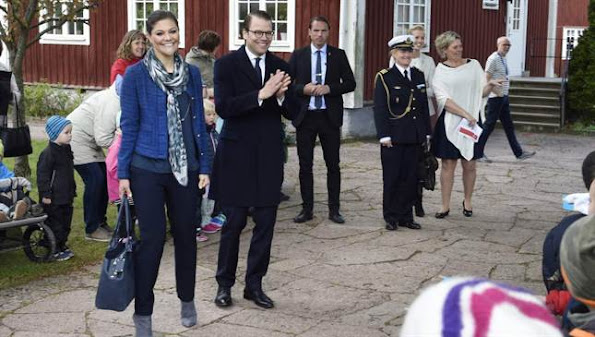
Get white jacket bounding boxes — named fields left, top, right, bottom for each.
left=67, top=83, right=120, bottom=165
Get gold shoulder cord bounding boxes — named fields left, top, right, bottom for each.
left=375, top=70, right=413, bottom=120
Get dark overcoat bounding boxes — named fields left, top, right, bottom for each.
left=209, top=46, right=295, bottom=207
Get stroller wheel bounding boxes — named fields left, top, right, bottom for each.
left=23, top=222, right=56, bottom=262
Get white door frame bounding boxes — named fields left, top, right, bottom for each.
left=506, top=0, right=529, bottom=76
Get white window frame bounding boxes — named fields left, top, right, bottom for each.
left=561, top=26, right=586, bottom=60
left=39, top=2, right=90, bottom=46
left=127, top=0, right=185, bottom=49
left=393, top=0, right=431, bottom=53
left=228, top=0, right=296, bottom=53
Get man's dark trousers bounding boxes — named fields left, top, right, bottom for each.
left=296, top=110, right=341, bottom=213
left=216, top=205, right=277, bottom=290
left=478, top=96, right=523, bottom=157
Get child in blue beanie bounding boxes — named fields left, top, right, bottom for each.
left=37, top=115, right=77, bottom=261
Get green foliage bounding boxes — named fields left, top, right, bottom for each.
left=24, top=83, right=84, bottom=118
left=567, top=0, right=595, bottom=123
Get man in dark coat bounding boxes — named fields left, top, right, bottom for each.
left=289, top=16, right=356, bottom=224
left=210, top=10, right=294, bottom=309
left=373, top=35, right=431, bottom=231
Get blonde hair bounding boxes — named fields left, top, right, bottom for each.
left=435, top=31, right=461, bottom=59
left=408, top=25, right=425, bottom=34
left=116, top=30, right=147, bottom=60
left=203, top=99, right=216, bottom=115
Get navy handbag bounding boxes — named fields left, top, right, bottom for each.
left=95, top=196, right=137, bottom=311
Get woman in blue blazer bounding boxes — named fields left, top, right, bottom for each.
left=117, top=10, right=212, bottom=335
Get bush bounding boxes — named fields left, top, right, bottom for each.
left=567, top=0, right=595, bottom=123
left=24, top=82, right=85, bottom=118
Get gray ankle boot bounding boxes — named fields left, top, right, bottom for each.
left=132, top=314, right=152, bottom=337
left=181, top=300, right=197, bottom=327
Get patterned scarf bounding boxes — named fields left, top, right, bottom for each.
left=143, top=47, right=190, bottom=186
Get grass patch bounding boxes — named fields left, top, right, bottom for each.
left=566, top=121, right=595, bottom=134
left=0, top=139, right=116, bottom=290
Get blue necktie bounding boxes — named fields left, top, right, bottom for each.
left=255, top=57, right=262, bottom=86
left=315, top=50, right=322, bottom=109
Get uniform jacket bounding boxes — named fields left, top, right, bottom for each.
left=118, top=61, right=212, bottom=180
left=209, top=45, right=296, bottom=207
left=373, top=66, right=431, bottom=144
left=289, top=45, right=356, bottom=128
left=37, top=142, right=76, bottom=205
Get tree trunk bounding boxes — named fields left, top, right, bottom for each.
left=14, top=155, right=30, bottom=178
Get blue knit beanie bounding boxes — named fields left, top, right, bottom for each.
left=45, top=115, right=71, bottom=141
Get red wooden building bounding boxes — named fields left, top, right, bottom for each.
left=14, top=0, right=590, bottom=106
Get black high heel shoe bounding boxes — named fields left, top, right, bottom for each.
left=462, top=200, right=473, bottom=217
left=435, top=209, right=450, bottom=219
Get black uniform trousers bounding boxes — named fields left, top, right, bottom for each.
left=296, top=110, right=341, bottom=212
left=130, top=167, right=198, bottom=316
left=381, top=144, right=419, bottom=224
left=216, top=205, right=277, bottom=291
left=43, top=203, right=73, bottom=250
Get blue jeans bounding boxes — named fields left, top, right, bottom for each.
left=478, top=96, right=523, bottom=158
left=74, top=162, right=108, bottom=234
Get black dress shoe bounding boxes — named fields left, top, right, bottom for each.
left=328, top=212, right=345, bottom=224
left=293, top=210, right=313, bottom=223
left=243, top=288, right=274, bottom=309
left=385, top=221, right=398, bottom=231
left=400, top=221, right=422, bottom=230
left=214, top=287, right=233, bottom=307
left=280, top=192, right=290, bottom=202
left=435, top=210, right=450, bottom=219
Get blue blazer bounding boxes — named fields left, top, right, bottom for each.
left=118, top=61, right=212, bottom=179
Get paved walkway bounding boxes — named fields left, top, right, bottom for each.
left=0, top=130, right=591, bottom=336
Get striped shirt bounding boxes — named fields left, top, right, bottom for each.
left=485, top=51, right=510, bottom=97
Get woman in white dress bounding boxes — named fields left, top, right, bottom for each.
left=431, top=31, right=502, bottom=219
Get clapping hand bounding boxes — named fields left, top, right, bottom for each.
left=275, top=71, right=292, bottom=98
left=258, top=70, right=289, bottom=100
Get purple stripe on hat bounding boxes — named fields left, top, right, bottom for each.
left=442, top=279, right=484, bottom=337
left=442, top=278, right=551, bottom=337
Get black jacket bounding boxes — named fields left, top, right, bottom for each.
left=209, top=46, right=297, bottom=207
left=37, top=142, right=76, bottom=205
left=373, top=66, right=431, bottom=144
left=289, top=45, right=356, bottom=128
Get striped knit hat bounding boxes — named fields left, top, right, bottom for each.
left=400, top=277, right=562, bottom=337
left=45, top=115, right=71, bottom=142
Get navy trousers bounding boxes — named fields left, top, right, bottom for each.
left=216, top=205, right=277, bottom=291
left=130, top=167, right=198, bottom=316
left=478, top=96, right=523, bottom=157
left=74, top=162, right=108, bottom=234
left=381, top=144, right=419, bottom=224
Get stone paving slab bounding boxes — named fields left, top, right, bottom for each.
left=0, top=130, right=593, bottom=336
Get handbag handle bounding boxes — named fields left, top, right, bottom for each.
left=111, top=196, right=135, bottom=243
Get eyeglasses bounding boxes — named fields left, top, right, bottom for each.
left=248, top=30, right=275, bottom=39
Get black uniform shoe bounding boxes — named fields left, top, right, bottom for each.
left=385, top=221, right=398, bottom=231
left=243, top=288, right=274, bottom=309
left=328, top=212, right=345, bottom=224
left=214, top=287, right=233, bottom=307
left=400, top=221, right=422, bottom=230
left=415, top=204, right=425, bottom=217
left=293, top=210, right=313, bottom=223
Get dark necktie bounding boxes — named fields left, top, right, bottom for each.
left=255, top=57, right=262, bottom=86
left=315, top=50, right=323, bottom=109
left=404, top=69, right=410, bottom=82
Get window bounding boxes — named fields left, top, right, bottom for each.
left=229, top=0, right=296, bottom=53
left=562, top=26, right=586, bottom=60
left=393, top=0, right=431, bottom=52
left=128, top=0, right=185, bottom=48
left=39, top=1, right=90, bottom=45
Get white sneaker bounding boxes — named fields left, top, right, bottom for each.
left=85, top=227, right=111, bottom=242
